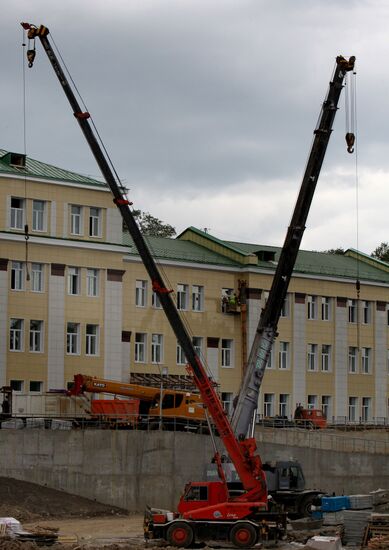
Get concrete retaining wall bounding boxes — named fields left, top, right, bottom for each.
left=0, top=429, right=388, bottom=511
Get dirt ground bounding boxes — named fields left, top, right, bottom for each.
left=0, top=477, right=141, bottom=549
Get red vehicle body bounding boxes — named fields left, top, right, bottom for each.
left=295, top=408, right=327, bottom=429
left=91, top=399, right=139, bottom=426
left=23, top=24, right=353, bottom=546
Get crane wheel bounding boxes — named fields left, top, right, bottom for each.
left=298, top=494, right=317, bottom=517
left=230, top=522, right=257, bottom=548
left=166, top=521, right=194, bottom=547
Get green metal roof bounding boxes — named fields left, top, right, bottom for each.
left=0, top=149, right=106, bottom=188
left=123, top=227, right=389, bottom=284
left=225, top=239, right=389, bottom=283
left=122, top=232, right=241, bottom=267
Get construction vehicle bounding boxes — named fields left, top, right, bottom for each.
left=23, top=23, right=353, bottom=546
left=231, top=55, right=355, bottom=440
left=293, top=406, right=327, bottom=429
left=68, top=373, right=206, bottom=430
left=261, top=408, right=327, bottom=430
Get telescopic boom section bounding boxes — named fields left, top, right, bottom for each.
left=22, top=23, right=266, bottom=501
left=231, top=55, right=355, bottom=440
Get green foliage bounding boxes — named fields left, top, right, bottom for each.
left=132, top=210, right=176, bottom=238
left=324, top=248, right=345, bottom=255
left=371, top=242, right=389, bottom=262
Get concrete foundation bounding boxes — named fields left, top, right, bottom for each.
left=0, top=429, right=388, bottom=511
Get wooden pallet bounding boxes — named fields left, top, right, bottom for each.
left=361, top=518, right=389, bottom=548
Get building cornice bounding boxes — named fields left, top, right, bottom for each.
left=0, top=173, right=109, bottom=192
left=0, top=232, right=129, bottom=253
left=123, top=255, right=389, bottom=288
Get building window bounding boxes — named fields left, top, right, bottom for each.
left=307, top=343, right=318, bottom=371
left=263, top=393, right=274, bottom=417
left=221, top=339, right=233, bottom=368
left=32, top=200, right=46, bottom=231
left=307, top=395, right=318, bottom=409
left=279, top=394, right=289, bottom=417
left=89, top=207, right=101, bottom=237
left=31, top=263, right=44, bottom=292
left=10, top=197, right=24, bottom=229
left=192, top=285, right=204, bottom=311
left=30, top=320, right=43, bottom=352
left=361, top=347, right=371, bottom=374
left=348, top=347, right=358, bottom=374
left=348, top=396, right=358, bottom=422
left=68, top=267, right=80, bottom=295
left=177, top=284, right=189, bottom=310
left=307, top=295, right=317, bottom=320
left=280, top=294, right=289, bottom=318
left=362, top=301, right=372, bottom=324
left=70, top=205, right=83, bottom=235
left=348, top=299, right=357, bottom=323
left=135, top=333, right=147, bottom=362
left=362, top=397, right=371, bottom=423
left=321, top=344, right=331, bottom=372
left=10, top=319, right=23, bottom=351
left=266, top=348, right=274, bottom=369
left=86, top=324, right=99, bottom=355
left=279, top=342, right=289, bottom=370
left=10, top=380, right=24, bottom=392
left=222, top=392, right=233, bottom=416
left=151, top=334, right=164, bottom=364
left=29, top=381, right=43, bottom=393
left=136, top=280, right=147, bottom=307
left=66, top=322, right=80, bottom=355
left=176, top=341, right=186, bottom=365
left=11, top=261, right=24, bottom=290
left=321, top=297, right=331, bottom=321
left=192, top=336, right=203, bottom=358
left=151, top=290, right=162, bottom=308
left=87, top=268, right=99, bottom=297
left=321, top=395, right=331, bottom=420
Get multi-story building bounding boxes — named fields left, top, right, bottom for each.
left=1, top=150, right=389, bottom=422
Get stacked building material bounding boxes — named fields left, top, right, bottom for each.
left=342, top=509, right=372, bottom=546
left=0, top=418, right=23, bottom=429
left=50, top=419, right=72, bottom=430
left=363, top=513, right=389, bottom=549
left=322, top=511, right=345, bottom=526
left=349, top=494, right=373, bottom=510
left=25, top=418, right=45, bottom=429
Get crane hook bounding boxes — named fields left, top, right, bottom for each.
left=27, top=48, right=36, bottom=68
left=345, top=132, right=355, bottom=154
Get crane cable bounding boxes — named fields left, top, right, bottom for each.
left=47, top=33, right=216, bottom=382
left=345, top=63, right=361, bottom=350
left=22, top=27, right=30, bottom=281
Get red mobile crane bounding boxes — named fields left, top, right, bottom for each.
left=22, top=23, right=354, bottom=546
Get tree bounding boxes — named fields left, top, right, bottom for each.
left=130, top=210, right=176, bottom=238
left=371, top=242, right=389, bottom=262
left=324, top=248, right=345, bottom=255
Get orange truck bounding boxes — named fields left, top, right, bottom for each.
left=69, top=374, right=206, bottom=430
left=293, top=406, right=327, bottom=429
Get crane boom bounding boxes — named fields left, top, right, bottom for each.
left=231, top=55, right=355, bottom=439
left=23, top=22, right=266, bottom=502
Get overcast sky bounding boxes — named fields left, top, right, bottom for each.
left=2, top=1, right=388, bottom=254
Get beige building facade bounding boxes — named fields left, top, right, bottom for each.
left=1, top=150, right=389, bottom=423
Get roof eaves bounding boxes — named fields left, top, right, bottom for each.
left=345, top=248, right=389, bottom=273
left=177, top=226, right=258, bottom=263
